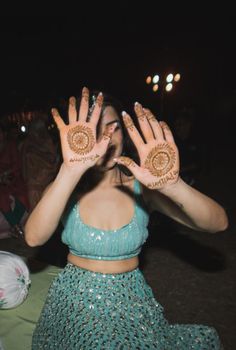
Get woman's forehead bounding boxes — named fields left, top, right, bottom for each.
left=101, top=106, right=120, bottom=124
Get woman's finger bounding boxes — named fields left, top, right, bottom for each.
left=159, top=121, right=175, bottom=143
left=113, top=156, right=140, bottom=178
left=134, top=102, right=154, bottom=142
left=68, top=96, right=77, bottom=124
left=89, top=92, right=103, bottom=126
left=79, top=87, right=89, bottom=122
left=143, top=108, right=164, bottom=141
left=97, top=122, right=117, bottom=155
left=122, top=112, right=144, bottom=150
left=51, top=108, right=65, bottom=130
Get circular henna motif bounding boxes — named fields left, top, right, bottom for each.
left=67, top=125, right=95, bottom=155
left=145, top=144, right=176, bottom=177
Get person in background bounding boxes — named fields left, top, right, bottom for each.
left=0, top=123, right=29, bottom=238
left=21, top=114, right=59, bottom=212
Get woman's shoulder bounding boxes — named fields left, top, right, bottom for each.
left=120, top=176, right=151, bottom=208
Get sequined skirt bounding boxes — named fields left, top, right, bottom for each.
left=32, top=263, right=222, bottom=349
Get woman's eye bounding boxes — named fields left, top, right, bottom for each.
left=114, top=122, right=121, bottom=131
left=114, top=125, right=120, bottom=132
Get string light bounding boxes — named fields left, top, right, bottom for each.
left=145, top=72, right=181, bottom=93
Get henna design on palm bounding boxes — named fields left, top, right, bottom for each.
left=144, top=144, right=176, bottom=177
left=115, top=106, right=180, bottom=190
left=67, top=125, right=95, bottom=155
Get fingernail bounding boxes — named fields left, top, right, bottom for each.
left=122, top=111, right=127, bottom=117
left=134, top=102, right=142, bottom=108
left=69, top=96, right=76, bottom=106
left=82, top=87, right=89, bottom=96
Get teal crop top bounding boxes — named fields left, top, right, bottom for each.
left=61, top=179, right=149, bottom=260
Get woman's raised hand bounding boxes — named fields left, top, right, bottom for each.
left=114, top=103, right=180, bottom=190
left=52, top=87, right=116, bottom=174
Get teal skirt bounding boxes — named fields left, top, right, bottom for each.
left=32, top=263, right=222, bottom=349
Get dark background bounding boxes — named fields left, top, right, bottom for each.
left=1, top=9, right=236, bottom=349
left=0, top=10, right=235, bottom=123
left=1, top=10, right=236, bottom=208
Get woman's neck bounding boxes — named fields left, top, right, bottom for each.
left=99, top=166, right=122, bottom=187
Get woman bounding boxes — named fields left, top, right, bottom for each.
left=25, top=87, right=228, bottom=349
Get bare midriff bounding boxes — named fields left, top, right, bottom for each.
left=67, top=253, right=139, bottom=274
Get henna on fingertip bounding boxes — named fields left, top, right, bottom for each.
left=122, top=114, right=135, bottom=131
left=96, top=92, right=103, bottom=108
left=69, top=96, right=76, bottom=106
left=159, top=121, right=170, bottom=130
left=51, top=108, right=59, bottom=116
left=144, top=109, right=156, bottom=122
left=135, top=102, right=146, bottom=122
left=82, top=87, right=89, bottom=101
left=102, top=122, right=117, bottom=141
left=114, top=156, right=136, bottom=167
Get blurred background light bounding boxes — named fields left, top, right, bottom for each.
left=153, top=75, right=160, bottom=84
left=165, top=83, right=173, bottom=92
left=166, top=73, right=174, bottom=83
left=174, top=73, right=181, bottom=82
left=152, top=84, right=159, bottom=92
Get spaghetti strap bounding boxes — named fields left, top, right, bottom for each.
left=133, top=178, right=142, bottom=195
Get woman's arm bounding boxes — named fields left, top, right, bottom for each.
left=24, top=88, right=116, bottom=247
left=143, top=177, right=228, bottom=233
left=114, top=103, right=228, bottom=233
left=24, top=164, right=83, bottom=246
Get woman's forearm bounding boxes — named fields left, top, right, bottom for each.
left=24, top=164, right=84, bottom=247
left=159, top=177, right=228, bottom=233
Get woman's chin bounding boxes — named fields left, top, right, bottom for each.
left=102, top=162, right=117, bottom=171
left=96, top=157, right=117, bottom=171
left=96, top=145, right=122, bottom=171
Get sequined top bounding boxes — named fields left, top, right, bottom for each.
left=61, top=179, right=149, bottom=260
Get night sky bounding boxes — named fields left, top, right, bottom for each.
left=0, top=11, right=235, bottom=133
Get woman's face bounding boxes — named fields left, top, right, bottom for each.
left=97, top=106, right=123, bottom=169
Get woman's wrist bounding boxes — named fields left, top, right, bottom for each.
left=59, top=162, right=86, bottom=181
left=157, top=176, right=185, bottom=197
